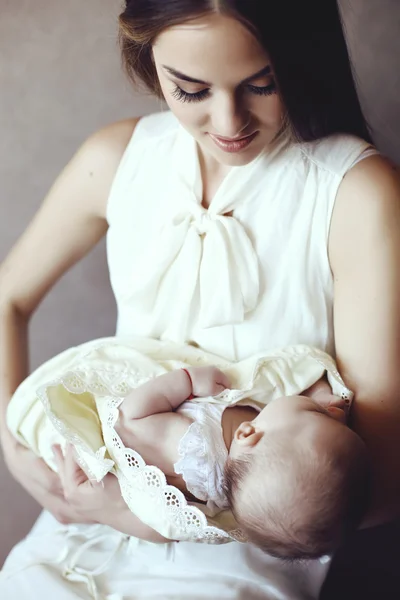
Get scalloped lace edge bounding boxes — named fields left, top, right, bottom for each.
left=37, top=369, right=236, bottom=544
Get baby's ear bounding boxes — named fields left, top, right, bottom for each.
left=234, top=422, right=264, bottom=447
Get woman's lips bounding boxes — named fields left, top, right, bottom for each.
left=208, top=131, right=259, bottom=153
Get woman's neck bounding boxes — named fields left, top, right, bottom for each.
left=198, top=145, right=232, bottom=208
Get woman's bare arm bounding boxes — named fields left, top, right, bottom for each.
left=330, top=155, right=400, bottom=527
left=0, top=118, right=139, bottom=522
left=0, top=118, right=138, bottom=417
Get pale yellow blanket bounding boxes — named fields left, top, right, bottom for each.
left=7, top=336, right=352, bottom=544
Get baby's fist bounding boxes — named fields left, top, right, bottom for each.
left=187, top=366, right=230, bottom=397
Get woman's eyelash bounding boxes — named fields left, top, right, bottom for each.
left=171, top=86, right=210, bottom=103
left=247, top=82, right=277, bottom=96
left=172, top=80, right=277, bottom=103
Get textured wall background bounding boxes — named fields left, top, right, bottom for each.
left=0, top=0, right=160, bottom=564
left=0, top=0, right=399, bottom=565
left=340, top=0, right=400, bottom=162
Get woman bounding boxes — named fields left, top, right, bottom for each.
left=1, top=0, right=399, bottom=598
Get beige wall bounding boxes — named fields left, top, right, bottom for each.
left=340, top=0, right=400, bottom=162
left=0, top=0, right=160, bottom=565
left=0, top=0, right=399, bottom=565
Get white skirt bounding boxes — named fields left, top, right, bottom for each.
left=0, top=512, right=330, bottom=599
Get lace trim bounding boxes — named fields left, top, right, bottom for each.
left=175, top=420, right=208, bottom=501
left=213, top=346, right=354, bottom=409
left=174, top=405, right=229, bottom=512
left=36, top=369, right=127, bottom=482
left=36, top=346, right=350, bottom=544
left=102, top=398, right=232, bottom=544
left=38, top=370, right=233, bottom=544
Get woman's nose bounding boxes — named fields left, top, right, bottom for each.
left=210, top=93, right=249, bottom=138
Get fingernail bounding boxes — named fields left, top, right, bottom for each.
left=52, top=447, right=61, bottom=461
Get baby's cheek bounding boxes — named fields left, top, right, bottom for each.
left=303, top=378, right=332, bottom=400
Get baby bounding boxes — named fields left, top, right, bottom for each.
left=7, top=338, right=370, bottom=557
left=116, top=365, right=370, bottom=560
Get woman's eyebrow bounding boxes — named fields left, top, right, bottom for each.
left=162, top=64, right=271, bottom=86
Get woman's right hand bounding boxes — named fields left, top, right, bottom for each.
left=0, top=425, right=94, bottom=524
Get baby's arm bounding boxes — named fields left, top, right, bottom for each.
left=120, top=366, right=230, bottom=421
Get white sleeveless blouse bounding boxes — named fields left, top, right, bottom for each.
left=107, top=112, right=372, bottom=361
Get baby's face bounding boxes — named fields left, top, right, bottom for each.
left=229, top=394, right=349, bottom=460
left=257, top=394, right=347, bottom=427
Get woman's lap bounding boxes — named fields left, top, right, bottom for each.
left=0, top=512, right=330, bottom=599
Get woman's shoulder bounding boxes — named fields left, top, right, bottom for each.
left=84, top=111, right=177, bottom=165
left=329, top=153, right=399, bottom=272
left=84, top=117, right=140, bottom=162
left=296, top=133, right=374, bottom=177
left=77, top=112, right=178, bottom=216
left=76, top=117, right=140, bottom=187
left=132, top=110, right=180, bottom=141
left=336, top=153, right=399, bottom=214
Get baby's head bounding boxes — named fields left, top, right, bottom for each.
left=224, top=395, right=370, bottom=560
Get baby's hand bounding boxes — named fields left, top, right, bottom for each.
left=186, top=366, right=230, bottom=397
left=304, top=378, right=347, bottom=411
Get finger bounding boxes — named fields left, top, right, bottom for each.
left=52, top=444, right=67, bottom=489
left=326, top=406, right=347, bottom=424
left=35, top=489, right=96, bottom=525
left=6, top=442, right=91, bottom=521
left=17, top=445, right=64, bottom=495
left=211, top=368, right=230, bottom=389
left=314, top=393, right=343, bottom=409
left=102, top=472, right=123, bottom=496
left=215, top=383, right=227, bottom=394
left=218, top=372, right=231, bottom=389
left=64, top=444, right=90, bottom=488
left=32, top=454, right=65, bottom=497
left=326, top=395, right=346, bottom=409
left=20, top=471, right=78, bottom=524
left=12, top=442, right=64, bottom=496
left=6, top=440, right=64, bottom=497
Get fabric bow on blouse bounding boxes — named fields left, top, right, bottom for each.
left=124, top=126, right=285, bottom=342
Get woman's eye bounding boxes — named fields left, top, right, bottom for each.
left=171, top=79, right=277, bottom=103
left=247, top=81, right=277, bottom=96
left=172, top=86, right=210, bottom=103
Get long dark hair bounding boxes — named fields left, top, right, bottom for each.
left=119, top=0, right=371, bottom=143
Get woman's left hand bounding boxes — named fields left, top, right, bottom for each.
left=53, top=444, right=171, bottom=542
left=52, top=445, right=127, bottom=526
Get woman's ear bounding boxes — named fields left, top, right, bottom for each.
left=234, top=421, right=264, bottom=448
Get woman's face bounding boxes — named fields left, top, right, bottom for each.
left=152, top=13, right=284, bottom=167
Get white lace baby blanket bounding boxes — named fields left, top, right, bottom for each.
left=7, top=336, right=352, bottom=544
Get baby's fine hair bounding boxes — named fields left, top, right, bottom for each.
left=224, top=430, right=370, bottom=560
